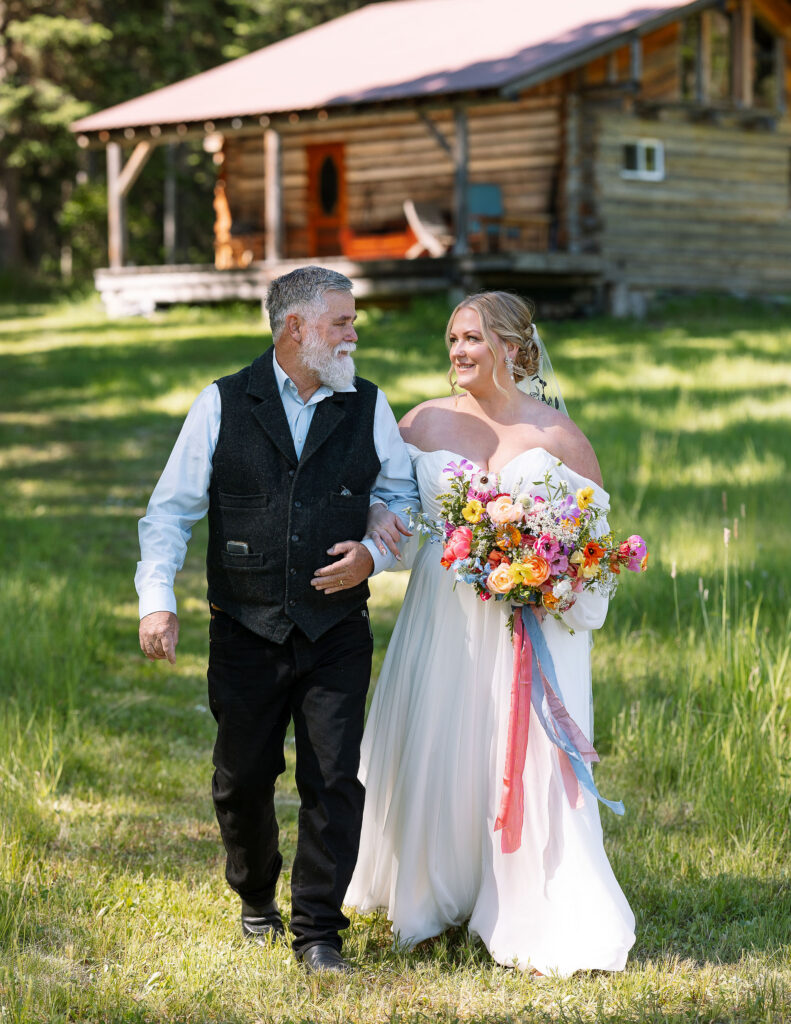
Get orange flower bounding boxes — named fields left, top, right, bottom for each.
left=542, top=592, right=560, bottom=610
left=487, top=550, right=511, bottom=568
left=513, top=553, right=551, bottom=587
left=583, top=541, right=605, bottom=567
left=495, top=524, right=522, bottom=549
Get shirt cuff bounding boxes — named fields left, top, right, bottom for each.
left=361, top=537, right=395, bottom=576
left=139, top=587, right=178, bottom=620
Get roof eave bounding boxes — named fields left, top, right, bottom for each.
left=500, top=0, right=715, bottom=98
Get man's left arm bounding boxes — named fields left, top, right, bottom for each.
left=311, top=390, right=418, bottom=594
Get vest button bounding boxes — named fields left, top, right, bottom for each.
left=288, top=470, right=295, bottom=477
left=289, top=568, right=296, bottom=575
left=291, top=534, right=299, bottom=542
left=289, top=599, right=296, bottom=607
left=294, top=500, right=302, bottom=509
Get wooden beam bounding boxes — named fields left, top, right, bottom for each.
left=697, top=9, right=711, bottom=106
left=630, top=36, right=642, bottom=83
left=418, top=110, right=453, bottom=157
left=107, top=142, right=124, bottom=269
left=116, top=140, right=153, bottom=197
left=264, top=127, right=283, bottom=261
left=452, top=107, right=469, bottom=256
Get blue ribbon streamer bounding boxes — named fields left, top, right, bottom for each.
left=521, top=607, right=625, bottom=816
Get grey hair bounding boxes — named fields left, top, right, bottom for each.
left=265, top=265, right=353, bottom=341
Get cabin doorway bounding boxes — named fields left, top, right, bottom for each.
left=307, top=143, right=347, bottom=256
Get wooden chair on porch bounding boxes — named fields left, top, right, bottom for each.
left=403, top=200, right=454, bottom=258
left=467, top=183, right=551, bottom=253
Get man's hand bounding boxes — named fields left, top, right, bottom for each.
left=311, top=541, right=375, bottom=596
left=139, top=611, right=179, bottom=664
left=366, top=503, right=412, bottom=560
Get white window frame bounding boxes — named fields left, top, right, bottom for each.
left=621, top=138, right=666, bottom=181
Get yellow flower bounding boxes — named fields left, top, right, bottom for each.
left=462, top=499, right=484, bottom=523
left=576, top=486, right=595, bottom=510
left=511, top=554, right=551, bottom=587
left=570, top=549, right=598, bottom=579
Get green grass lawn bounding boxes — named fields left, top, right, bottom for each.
left=0, top=292, right=789, bottom=1023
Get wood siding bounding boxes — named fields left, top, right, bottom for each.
left=220, top=92, right=563, bottom=259
left=594, top=108, right=791, bottom=290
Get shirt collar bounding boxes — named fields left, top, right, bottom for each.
left=272, top=349, right=356, bottom=403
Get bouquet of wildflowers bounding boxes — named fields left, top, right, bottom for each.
left=413, top=459, right=648, bottom=623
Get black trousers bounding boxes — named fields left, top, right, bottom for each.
left=206, top=605, right=373, bottom=954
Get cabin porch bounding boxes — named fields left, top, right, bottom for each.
left=94, top=250, right=605, bottom=318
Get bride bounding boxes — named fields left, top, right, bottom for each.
left=346, top=291, right=635, bottom=975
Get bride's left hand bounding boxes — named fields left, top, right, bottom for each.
left=366, top=502, right=412, bottom=560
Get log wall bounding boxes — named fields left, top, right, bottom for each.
left=593, top=108, right=791, bottom=291
left=221, top=91, right=563, bottom=258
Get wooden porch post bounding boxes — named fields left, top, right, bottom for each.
left=629, top=36, right=642, bottom=84
left=107, top=142, right=124, bottom=269
left=776, top=37, right=787, bottom=114
left=107, top=140, right=153, bottom=269
left=564, top=93, right=581, bottom=254
left=264, top=127, right=283, bottom=261
left=733, top=0, right=754, bottom=108
left=697, top=9, right=711, bottom=105
left=164, top=143, right=177, bottom=264
left=453, top=106, right=469, bottom=256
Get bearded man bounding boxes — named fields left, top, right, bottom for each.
left=135, top=266, right=416, bottom=973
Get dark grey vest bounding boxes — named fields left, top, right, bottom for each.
left=206, top=347, right=381, bottom=643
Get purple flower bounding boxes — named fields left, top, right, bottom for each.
left=444, top=459, right=475, bottom=478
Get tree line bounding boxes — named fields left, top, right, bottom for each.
left=0, top=0, right=370, bottom=285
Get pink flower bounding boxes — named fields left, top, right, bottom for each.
left=534, top=533, right=560, bottom=561
left=441, top=526, right=472, bottom=566
left=533, top=534, right=568, bottom=574
left=625, top=534, right=647, bottom=572
left=486, top=495, right=524, bottom=524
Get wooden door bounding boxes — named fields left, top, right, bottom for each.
left=307, top=143, right=347, bottom=256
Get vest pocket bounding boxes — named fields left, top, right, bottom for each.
left=218, top=491, right=270, bottom=508
left=219, top=550, right=265, bottom=568
left=328, top=492, right=369, bottom=510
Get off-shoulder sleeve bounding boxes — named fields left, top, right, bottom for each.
left=551, top=459, right=611, bottom=632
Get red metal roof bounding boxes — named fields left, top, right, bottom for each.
left=72, top=0, right=695, bottom=133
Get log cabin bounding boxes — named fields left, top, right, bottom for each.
left=71, top=0, right=791, bottom=316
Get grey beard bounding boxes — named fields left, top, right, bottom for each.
left=300, top=327, right=356, bottom=390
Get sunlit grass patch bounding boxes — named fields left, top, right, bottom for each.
left=0, top=294, right=788, bottom=1022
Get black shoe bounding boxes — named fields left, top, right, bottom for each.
left=241, top=900, right=285, bottom=945
left=298, top=942, right=352, bottom=975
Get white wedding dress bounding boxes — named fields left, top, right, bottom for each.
left=346, top=445, right=635, bottom=975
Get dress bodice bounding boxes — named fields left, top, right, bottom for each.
left=406, top=444, right=610, bottom=520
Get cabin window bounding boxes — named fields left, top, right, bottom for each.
left=621, top=139, right=665, bottom=181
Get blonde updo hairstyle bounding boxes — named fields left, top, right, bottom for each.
left=445, top=291, right=540, bottom=394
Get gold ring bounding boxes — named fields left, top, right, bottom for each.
left=340, top=579, right=345, bottom=587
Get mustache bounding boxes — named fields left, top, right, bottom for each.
left=335, top=343, right=357, bottom=356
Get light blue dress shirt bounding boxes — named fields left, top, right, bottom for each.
left=135, top=353, right=418, bottom=619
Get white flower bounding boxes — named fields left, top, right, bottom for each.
left=553, top=579, right=572, bottom=599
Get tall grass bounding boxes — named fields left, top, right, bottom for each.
left=0, top=294, right=788, bottom=1022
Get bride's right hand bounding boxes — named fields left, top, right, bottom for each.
left=366, top=502, right=412, bottom=560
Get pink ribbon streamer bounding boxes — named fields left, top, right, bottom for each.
left=494, top=608, right=599, bottom=853
left=493, top=609, right=532, bottom=854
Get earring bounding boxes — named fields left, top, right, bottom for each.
left=504, top=354, right=514, bottom=376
